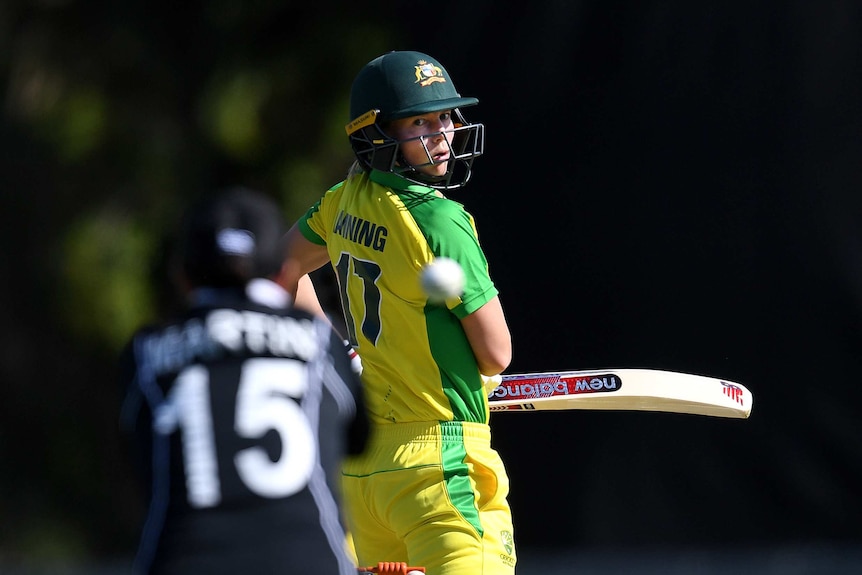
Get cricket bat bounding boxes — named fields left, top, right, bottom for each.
left=487, top=368, right=752, bottom=419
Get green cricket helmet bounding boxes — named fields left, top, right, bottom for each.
left=345, top=51, right=485, bottom=190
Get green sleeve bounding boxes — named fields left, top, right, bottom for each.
left=298, top=201, right=326, bottom=246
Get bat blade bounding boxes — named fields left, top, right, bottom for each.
left=488, top=368, right=752, bottom=419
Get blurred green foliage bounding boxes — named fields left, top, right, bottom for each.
left=0, top=0, right=403, bottom=567
left=63, top=210, right=156, bottom=349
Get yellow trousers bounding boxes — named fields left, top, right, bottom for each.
left=342, top=421, right=516, bottom=575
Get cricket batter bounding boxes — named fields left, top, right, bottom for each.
left=280, top=51, right=517, bottom=574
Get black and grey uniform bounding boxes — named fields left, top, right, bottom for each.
left=120, top=283, right=367, bottom=575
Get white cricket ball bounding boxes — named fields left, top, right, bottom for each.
left=420, top=257, right=465, bottom=302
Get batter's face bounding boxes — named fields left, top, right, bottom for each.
left=386, top=111, right=455, bottom=177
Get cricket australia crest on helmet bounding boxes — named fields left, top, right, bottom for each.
left=348, top=50, right=477, bottom=121
left=414, top=59, right=446, bottom=86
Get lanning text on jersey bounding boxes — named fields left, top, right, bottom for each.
left=333, top=210, right=388, bottom=252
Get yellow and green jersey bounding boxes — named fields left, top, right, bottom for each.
left=299, top=169, right=498, bottom=425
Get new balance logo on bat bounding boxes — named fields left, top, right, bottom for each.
left=489, top=375, right=620, bottom=400
left=487, top=368, right=753, bottom=419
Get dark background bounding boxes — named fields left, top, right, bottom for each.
left=1, top=1, right=861, bottom=571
